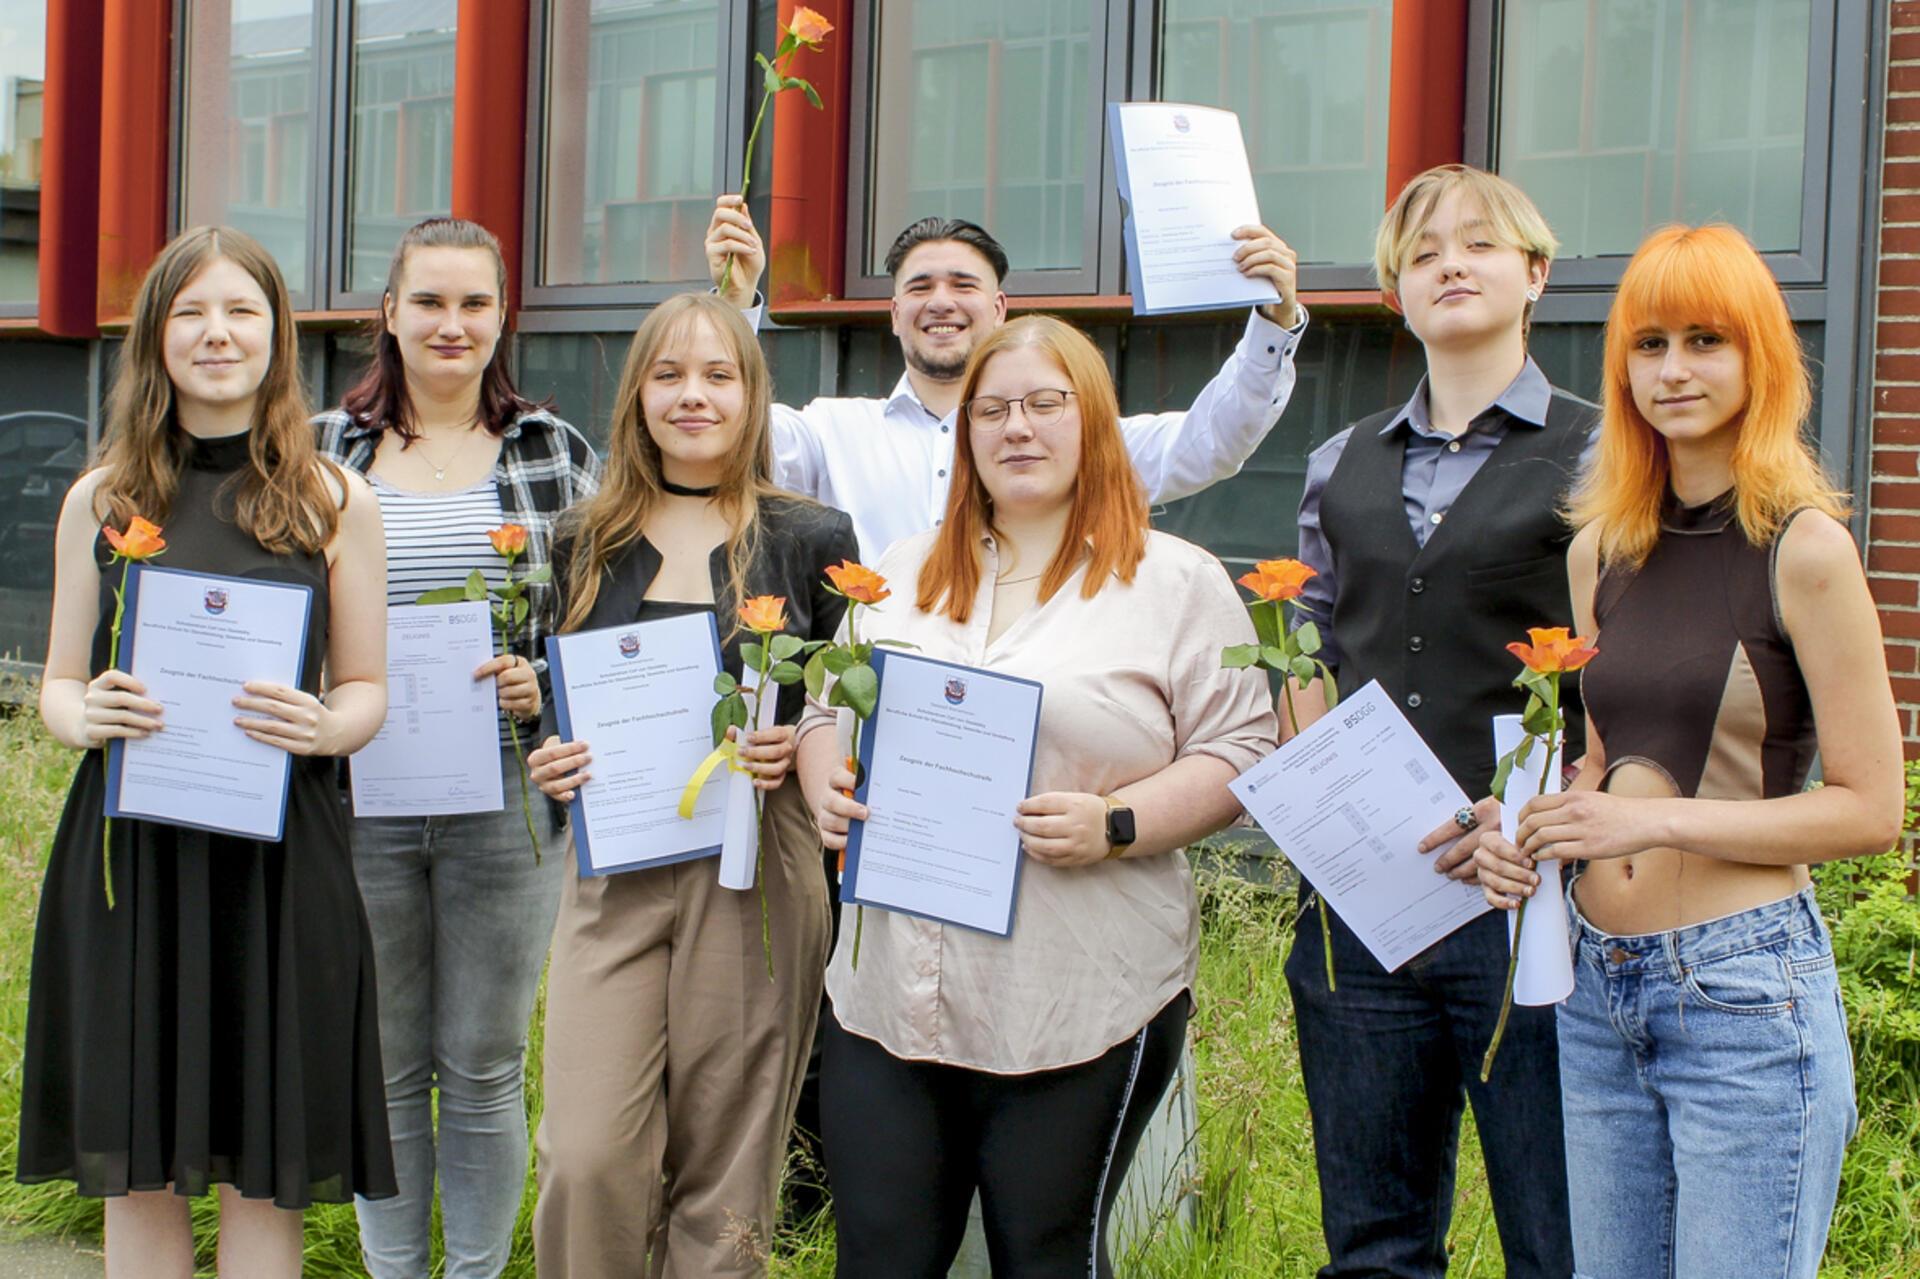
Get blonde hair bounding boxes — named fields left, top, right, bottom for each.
left=560, top=293, right=805, bottom=635
left=1374, top=165, right=1559, bottom=306
left=1571, top=223, right=1847, bottom=569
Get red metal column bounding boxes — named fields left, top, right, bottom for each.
left=767, top=0, right=852, bottom=306
left=98, top=0, right=173, bottom=322
left=451, top=0, right=531, bottom=309
left=1384, top=0, right=1470, bottom=204
left=38, top=0, right=107, bottom=336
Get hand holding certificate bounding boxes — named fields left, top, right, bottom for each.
left=843, top=650, right=1043, bottom=936
left=1230, top=680, right=1490, bottom=972
left=105, top=564, right=313, bottom=841
left=1108, top=102, right=1280, bottom=316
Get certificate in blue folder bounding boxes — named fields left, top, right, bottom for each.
left=104, top=563, right=313, bottom=842
left=1108, top=100, right=1280, bottom=317
left=546, top=610, right=729, bottom=877
left=843, top=649, right=1044, bottom=937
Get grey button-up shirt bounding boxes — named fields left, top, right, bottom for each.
left=1295, top=358, right=1591, bottom=669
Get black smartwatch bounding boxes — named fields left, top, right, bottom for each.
left=1103, top=795, right=1136, bottom=859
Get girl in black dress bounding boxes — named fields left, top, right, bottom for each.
left=17, top=226, right=395, bottom=1277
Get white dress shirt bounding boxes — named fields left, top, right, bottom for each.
left=750, top=307, right=1307, bottom=561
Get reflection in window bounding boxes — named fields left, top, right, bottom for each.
left=1160, top=0, right=1391, bottom=267
left=1498, top=0, right=1811, bottom=257
left=182, top=0, right=316, bottom=291
left=347, top=0, right=456, bottom=291
left=868, top=1, right=1091, bottom=276
left=542, top=0, right=720, bottom=286
left=0, top=0, right=45, bottom=304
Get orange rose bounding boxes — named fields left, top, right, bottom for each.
left=1237, top=557, right=1316, bottom=603
left=487, top=524, right=529, bottom=559
left=789, top=5, right=833, bottom=47
left=739, top=594, right=789, bottom=634
left=825, top=560, right=891, bottom=605
left=1506, top=626, right=1598, bottom=674
left=104, top=516, right=167, bottom=561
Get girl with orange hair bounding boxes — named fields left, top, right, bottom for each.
left=798, top=315, right=1277, bottom=1278
left=1474, top=224, right=1901, bottom=1278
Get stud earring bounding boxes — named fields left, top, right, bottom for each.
left=1526, top=288, right=1540, bottom=302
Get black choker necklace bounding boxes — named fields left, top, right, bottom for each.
left=661, top=479, right=720, bottom=498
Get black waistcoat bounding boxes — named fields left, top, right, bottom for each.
left=1318, top=391, right=1595, bottom=799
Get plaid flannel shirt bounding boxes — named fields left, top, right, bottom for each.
left=314, top=406, right=601, bottom=673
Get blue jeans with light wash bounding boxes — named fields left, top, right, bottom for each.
left=350, top=746, right=566, bottom=1279
left=1559, top=885, right=1858, bottom=1279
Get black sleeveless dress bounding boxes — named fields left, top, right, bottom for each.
left=16, top=430, right=397, bottom=1207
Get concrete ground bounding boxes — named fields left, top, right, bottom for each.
left=0, top=1235, right=103, bottom=1278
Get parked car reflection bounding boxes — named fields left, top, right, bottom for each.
left=0, top=411, right=88, bottom=666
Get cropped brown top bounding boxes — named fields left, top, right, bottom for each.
left=1580, top=492, right=1817, bottom=800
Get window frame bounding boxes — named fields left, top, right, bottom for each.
left=515, top=0, right=747, bottom=316
left=840, top=0, right=1131, bottom=301
left=1465, top=0, right=1838, bottom=289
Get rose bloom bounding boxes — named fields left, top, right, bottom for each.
left=825, top=560, right=891, bottom=605
left=1506, top=626, right=1598, bottom=674
left=790, top=5, right=833, bottom=46
left=105, top=516, right=167, bottom=561
left=739, top=594, right=789, bottom=634
left=1237, top=557, right=1316, bottom=603
left=488, top=523, right=530, bottom=559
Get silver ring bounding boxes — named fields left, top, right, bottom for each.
left=1453, top=806, right=1479, bottom=833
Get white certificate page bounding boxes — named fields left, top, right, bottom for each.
left=844, top=651, right=1042, bottom=936
left=107, top=565, right=311, bottom=841
left=546, top=612, right=725, bottom=876
left=1230, top=680, right=1490, bottom=971
left=351, top=603, right=505, bottom=818
left=1109, top=102, right=1279, bottom=315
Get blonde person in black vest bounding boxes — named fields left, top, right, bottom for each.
left=1280, top=165, right=1592, bottom=1279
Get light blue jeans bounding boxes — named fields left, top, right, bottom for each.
left=1558, top=885, right=1857, bottom=1279
left=351, top=746, right=566, bottom=1279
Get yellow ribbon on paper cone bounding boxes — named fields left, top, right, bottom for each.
left=678, top=738, right=751, bottom=818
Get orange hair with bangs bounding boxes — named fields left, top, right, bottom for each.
left=1571, top=223, right=1847, bottom=568
left=916, top=316, right=1148, bottom=622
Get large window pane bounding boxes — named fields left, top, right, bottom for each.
left=0, top=339, right=89, bottom=664
left=182, top=0, right=317, bottom=291
left=0, top=1, right=46, bottom=304
left=346, top=0, right=455, bottom=291
left=541, top=0, right=720, bottom=286
left=1498, top=0, right=1810, bottom=258
left=1160, top=0, right=1391, bottom=267
left=867, top=1, right=1092, bottom=276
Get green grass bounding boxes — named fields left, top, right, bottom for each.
left=0, top=694, right=1914, bottom=1276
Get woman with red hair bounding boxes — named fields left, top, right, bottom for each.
left=1475, top=224, right=1902, bottom=1278
left=797, top=315, right=1276, bottom=1278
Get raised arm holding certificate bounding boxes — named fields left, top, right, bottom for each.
left=104, top=564, right=312, bottom=841
left=545, top=611, right=728, bottom=876
left=843, top=649, right=1043, bottom=936
left=1229, top=680, right=1491, bottom=971
left=1108, top=102, right=1281, bottom=316
left=350, top=602, right=505, bottom=818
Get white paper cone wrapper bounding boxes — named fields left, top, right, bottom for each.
left=1493, top=713, right=1576, bottom=1006
left=717, top=682, right=782, bottom=891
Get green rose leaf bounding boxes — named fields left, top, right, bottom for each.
left=520, top=564, right=553, bottom=586
left=1260, top=645, right=1291, bottom=669
left=1290, top=654, right=1316, bottom=684
left=711, top=693, right=747, bottom=748
left=414, top=586, right=467, bottom=606
left=741, top=642, right=766, bottom=672
left=822, top=647, right=855, bottom=675
left=837, top=662, right=879, bottom=720
left=713, top=672, right=738, bottom=696
left=1294, top=621, right=1322, bottom=656
left=769, top=660, right=804, bottom=685
left=1221, top=644, right=1261, bottom=669
left=770, top=634, right=805, bottom=662
left=464, top=568, right=489, bottom=603
left=804, top=649, right=829, bottom=699
left=1250, top=598, right=1282, bottom=649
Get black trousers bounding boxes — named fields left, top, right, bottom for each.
left=820, top=994, right=1189, bottom=1279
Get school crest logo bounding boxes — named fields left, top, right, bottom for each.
left=944, top=677, right=967, bottom=705
left=618, top=632, right=641, bottom=659
left=203, top=587, right=229, bottom=615
left=1172, top=112, right=1191, bottom=133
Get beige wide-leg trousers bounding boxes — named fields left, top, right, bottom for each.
left=532, top=777, right=831, bottom=1279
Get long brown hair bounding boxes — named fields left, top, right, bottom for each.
left=1570, top=224, right=1847, bottom=569
left=916, top=316, right=1148, bottom=623
left=560, top=293, right=795, bottom=634
left=339, top=217, right=544, bottom=440
left=94, top=226, right=341, bottom=555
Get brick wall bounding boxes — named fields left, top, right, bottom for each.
left=1871, top=2, right=1920, bottom=756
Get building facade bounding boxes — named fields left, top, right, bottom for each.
left=0, top=0, right=1899, bottom=750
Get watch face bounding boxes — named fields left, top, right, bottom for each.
left=1107, top=806, right=1137, bottom=847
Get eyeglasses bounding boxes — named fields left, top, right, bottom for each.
left=964, top=389, right=1076, bottom=430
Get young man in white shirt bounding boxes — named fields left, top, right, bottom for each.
left=704, top=195, right=1306, bottom=560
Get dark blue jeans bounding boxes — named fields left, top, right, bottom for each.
left=1287, top=900, right=1573, bottom=1279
